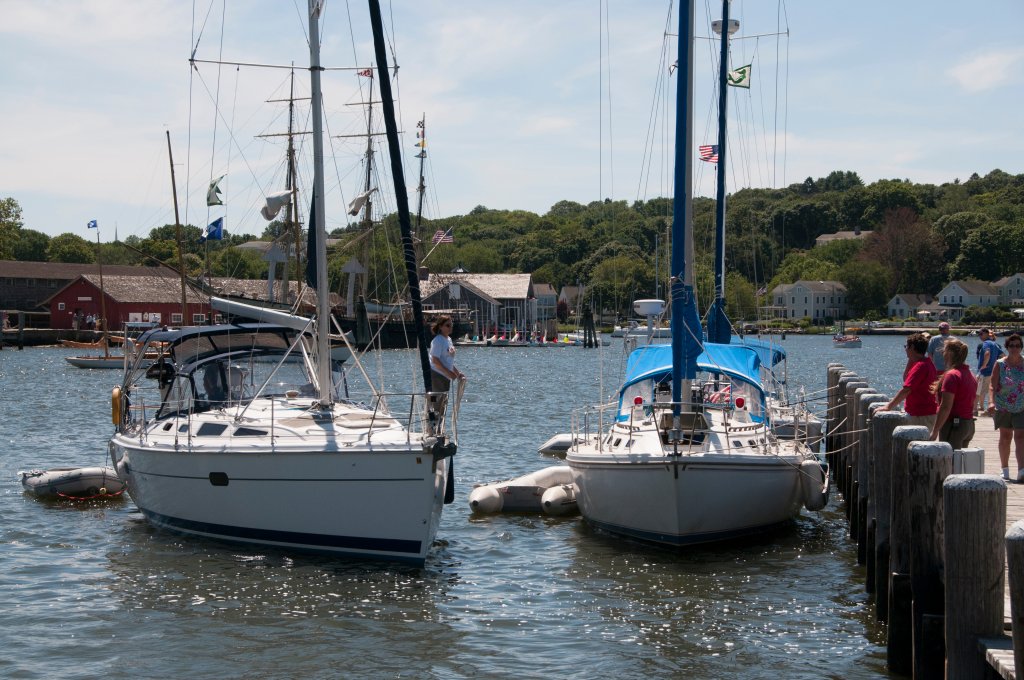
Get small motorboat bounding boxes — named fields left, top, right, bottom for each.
left=468, top=465, right=578, bottom=516
left=832, top=334, right=862, bottom=348
left=20, top=466, right=126, bottom=499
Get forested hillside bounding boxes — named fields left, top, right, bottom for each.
left=2, top=169, right=1022, bottom=319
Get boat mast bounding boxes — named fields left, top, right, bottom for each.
left=92, top=225, right=109, bottom=356
left=307, top=0, right=332, bottom=407
left=707, top=0, right=733, bottom=344
left=367, top=0, right=433, bottom=393
left=414, top=113, right=427, bottom=235
left=166, top=131, right=189, bottom=325
left=284, top=67, right=299, bottom=307
left=670, top=0, right=702, bottom=414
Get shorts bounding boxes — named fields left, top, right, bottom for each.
left=939, top=417, right=975, bottom=450
left=993, top=409, right=1024, bottom=430
left=976, top=375, right=992, bottom=398
left=905, top=414, right=936, bottom=430
left=431, top=371, right=451, bottom=393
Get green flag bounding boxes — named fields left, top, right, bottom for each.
left=206, top=175, right=225, bottom=206
left=727, top=64, right=752, bottom=88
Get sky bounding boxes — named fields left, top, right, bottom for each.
left=2, top=0, right=1023, bottom=243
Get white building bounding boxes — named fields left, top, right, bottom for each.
left=993, top=273, right=1024, bottom=306
left=886, top=294, right=934, bottom=319
left=770, top=280, right=848, bottom=321
left=935, top=280, right=999, bottom=320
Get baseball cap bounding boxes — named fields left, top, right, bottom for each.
left=938, top=322, right=950, bottom=330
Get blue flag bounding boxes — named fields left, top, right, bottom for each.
left=201, top=217, right=224, bottom=242
left=87, top=220, right=98, bottom=229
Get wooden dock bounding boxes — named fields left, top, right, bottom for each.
left=972, top=420, right=1024, bottom=679
left=826, top=364, right=1024, bottom=679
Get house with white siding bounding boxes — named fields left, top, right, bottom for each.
left=993, top=273, right=1024, bottom=306
left=770, top=280, right=848, bottom=321
left=935, top=280, right=999, bottom=320
left=886, top=294, right=934, bottom=319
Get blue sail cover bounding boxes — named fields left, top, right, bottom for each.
left=621, top=342, right=763, bottom=392
left=730, top=337, right=786, bottom=367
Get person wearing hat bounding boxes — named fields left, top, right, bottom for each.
left=927, top=322, right=952, bottom=373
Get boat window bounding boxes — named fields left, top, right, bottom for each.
left=233, top=427, right=268, bottom=437
left=197, top=423, right=228, bottom=436
left=732, top=440, right=742, bottom=448
left=613, top=438, right=622, bottom=447
left=748, top=440, right=756, bottom=447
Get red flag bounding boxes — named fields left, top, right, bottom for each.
left=357, top=69, right=372, bottom=77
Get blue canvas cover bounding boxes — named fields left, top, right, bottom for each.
left=730, top=337, right=786, bottom=367
left=621, top=342, right=764, bottom=392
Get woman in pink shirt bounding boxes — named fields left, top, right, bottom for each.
left=930, top=339, right=978, bottom=449
left=885, top=332, right=938, bottom=428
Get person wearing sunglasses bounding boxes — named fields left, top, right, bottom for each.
left=988, top=333, right=1024, bottom=481
left=885, top=332, right=938, bottom=428
left=429, top=315, right=465, bottom=393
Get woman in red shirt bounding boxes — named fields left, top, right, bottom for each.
left=885, top=332, right=938, bottom=428
left=929, top=339, right=978, bottom=449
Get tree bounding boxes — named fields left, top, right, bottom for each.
left=838, top=260, right=890, bottom=317
left=0, top=197, right=24, bottom=260
left=858, top=207, right=945, bottom=295
left=46, top=233, right=95, bottom=263
left=13, top=229, right=49, bottom=261
left=932, top=211, right=990, bottom=261
left=556, top=299, right=569, bottom=323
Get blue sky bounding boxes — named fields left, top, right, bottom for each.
left=2, top=1, right=1022, bottom=242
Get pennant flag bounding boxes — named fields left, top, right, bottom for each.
left=260, top=190, right=292, bottom=220
left=87, top=219, right=98, bottom=229
left=417, top=120, right=424, bottom=128
left=200, top=217, right=224, bottom=242
left=357, top=68, right=373, bottom=77
left=414, top=140, right=426, bottom=148
left=432, top=229, right=453, bottom=244
left=415, top=151, right=426, bottom=159
left=699, top=144, right=719, bottom=163
left=206, top=175, right=225, bottom=206
left=347, top=187, right=378, bottom=216
left=727, top=63, right=752, bottom=88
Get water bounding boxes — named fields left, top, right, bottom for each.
left=0, top=335, right=913, bottom=679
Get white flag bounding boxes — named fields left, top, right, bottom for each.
left=727, top=64, right=752, bottom=88
left=260, top=190, right=292, bottom=220
left=347, top=187, right=378, bottom=216
left=206, top=175, right=226, bottom=206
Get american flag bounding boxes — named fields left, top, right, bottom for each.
left=699, top=144, right=719, bottom=163
left=432, top=229, right=453, bottom=244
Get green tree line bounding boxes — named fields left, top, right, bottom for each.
left=2, top=168, right=1022, bottom=318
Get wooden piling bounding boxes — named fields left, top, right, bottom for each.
left=833, top=372, right=860, bottom=493
left=844, top=380, right=868, bottom=513
left=1008, top=520, right=1024, bottom=680
left=825, top=365, right=846, bottom=457
left=944, top=475, right=1006, bottom=680
left=906, top=440, right=953, bottom=680
left=871, top=410, right=907, bottom=618
left=854, top=392, right=887, bottom=562
left=886, top=424, right=930, bottom=675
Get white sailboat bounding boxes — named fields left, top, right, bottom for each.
left=564, top=0, right=823, bottom=546
left=107, top=0, right=458, bottom=564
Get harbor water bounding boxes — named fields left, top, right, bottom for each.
left=1, top=335, right=916, bottom=678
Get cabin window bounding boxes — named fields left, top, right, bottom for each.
left=171, top=313, right=183, bottom=324
left=58, top=302, right=65, bottom=311
left=192, top=313, right=207, bottom=324
left=732, top=440, right=742, bottom=448
left=613, top=438, right=622, bottom=447
left=234, top=427, right=268, bottom=437
left=197, top=423, right=229, bottom=436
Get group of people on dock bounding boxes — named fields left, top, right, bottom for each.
left=885, top=322, right=1024, bottom=482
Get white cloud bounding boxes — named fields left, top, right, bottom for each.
left=948, top=48, right=1024, bottom=93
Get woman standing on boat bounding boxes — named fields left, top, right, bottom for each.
left=885, top=332, right=938, bottom=428
left=988, top=333, right=1024, bottom=481
left=929, top=339, right=977, bottom=449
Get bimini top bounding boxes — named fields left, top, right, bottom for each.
left=622, top=342, right=763, bottom=392
left=730, top=336, right=785, bottom=367
left=132, top=323, right=297, bottom=369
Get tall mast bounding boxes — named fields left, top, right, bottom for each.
left=414, top=113, right=427, bottom=233
left=283, top=67, right=297, bottom=307
left=307, top=0, right=331, bottom=407
left=670, top=0, right=702, bottom=412
left=361, top=75, right=376, bottom=230
left=707, top=0, right=733, bottom=344
left=166, top=131, right=189, bottom=324
left=367, top=0, right=433, bottom=393
left=93, top=225, right=109, bottom=356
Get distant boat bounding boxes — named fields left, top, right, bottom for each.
left=833, top=334, right=862, bottom=348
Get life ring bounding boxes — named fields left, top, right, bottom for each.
left=111, top=386, right=122, bottom=425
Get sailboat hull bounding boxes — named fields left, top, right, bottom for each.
left=568, top=452, right=804, bottom=545
left=110, top=438, right=446, bottom=564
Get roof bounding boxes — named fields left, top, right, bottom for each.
left=814, top=230, right=873, bottom=245
left=0, top=260, right=163, bottom=279
left=992, top=274, right=1024, bottom=286
left=421, top=273, right=532, bottom=301
left=49, top=274, right=317, bottom=307
left=621, top=342, right=764, bottom=392
left=422, top=277, right=499, bottom=306
left=533, top=283, right=557, bottom=297
left=890, top=293, right=934, bottom=307
left=949, top=280, right=998, bottom=296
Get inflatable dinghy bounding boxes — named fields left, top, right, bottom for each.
left=20, top=466, right=126, bottom=499
left=469, top=465, right=578, bottom=516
